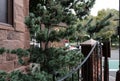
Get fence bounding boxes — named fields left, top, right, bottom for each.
left=53, top=39, right=102, bottom=81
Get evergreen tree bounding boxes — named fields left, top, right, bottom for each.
left=24, top=0, right=96, bottom=79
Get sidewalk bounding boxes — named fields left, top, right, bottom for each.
left=109, top=76, right=115, bottom=81
left=109, top=49, right=119, bottom=81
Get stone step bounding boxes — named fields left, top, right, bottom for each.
left=0, top=61, right=14, bottom=72
left=0, top=60, right=21, bottom=72
left=0, top=54, right=18, bottom=63
left=0, top=54, right=29, bottom=72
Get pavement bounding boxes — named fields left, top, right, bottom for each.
left=109, top=49, right=119, bottom=81
left=109, top=76, right=115, bottom=81
left=109, top=49, right=119, bottom=60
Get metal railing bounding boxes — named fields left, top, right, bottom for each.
left=53, top=41, right=102, bottom=81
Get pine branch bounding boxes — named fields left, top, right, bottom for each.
left=98, top=13, right=113, bottom=26
left=84, top=18, right=93, bottom=27
left=88, top=13, right=113, bottom=34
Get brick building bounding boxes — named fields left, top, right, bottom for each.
left=0, top=0, right=30, bottom=49
left=0, top=0, right=30, bottom=72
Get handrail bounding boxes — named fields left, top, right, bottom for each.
left=57, top=42, right=98, bottom=81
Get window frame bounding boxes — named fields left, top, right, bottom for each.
left=7, top=0, right=13, bottom=25
left=0, top=0, right=13, bottom=25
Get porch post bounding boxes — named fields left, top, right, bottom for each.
left=81, top=39, right=100, bottom=81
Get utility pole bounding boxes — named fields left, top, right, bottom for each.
left=115, top=5, right=120, bottom=80
left=116, top=25, right=120, bottom=81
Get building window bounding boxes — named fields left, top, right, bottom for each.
left=0, top=0, right=13, bottom=25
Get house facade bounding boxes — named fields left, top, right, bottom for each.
left=0, top=0, right=30, bottom=71
left=0, top=0, right=30, bottom=50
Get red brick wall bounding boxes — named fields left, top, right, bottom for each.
left=0, top=0, right=30, bottom=50
left=0, top=0, right=30, bottom=72
left=0, top=54, right=21, bottom=72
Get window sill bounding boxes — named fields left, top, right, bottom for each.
left=0, top=22, right=14, bottom=31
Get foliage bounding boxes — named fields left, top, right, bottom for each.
left=0, top=70, right=7, bottom=81
left=25, top=0, right=95, bottom=72
left=0, top=48, right=29, bottom=65
left=69, top=9, right=119, bottom=43
left=0, top=47, right=6, bottom=54
left=24, top=0, right=96, bottom=80
left=94, top=9, right=119, bottom=41
left=0, top=70, right=53, bottom=81
left=26, top=0, right=95, bottom=39
left=29, top=46, right=83, bottom=73
left=68, top=18, right=93, bottom=43
left=68, top=13, right=113, bottom=43
left=0, top=0, right=96, bottom=80
left=87, top=13, right=113, bottom=38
